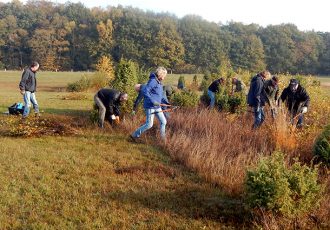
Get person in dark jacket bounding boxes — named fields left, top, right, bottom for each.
left=130, top=67, right=168, bottom=141
left=19, top=61, right=40, bottom=119
left=264, top=75, right=279, bottom=119
left=94, top=88, right=128, bottom=128
left=207, top=78, right=225, bottom=109
left=280, top=79, right=310, bottom=128
left=247, top=70, right=271, bottom=128
left=231, top=77, right=247, bottom=95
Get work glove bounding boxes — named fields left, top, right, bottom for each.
left=111, top=114, right=116, bottom=120
left=153, top=102, right=160, bottom=106
left=20, top=90, right=25, bottom=95
left=301, top=106, right=308, bottom=114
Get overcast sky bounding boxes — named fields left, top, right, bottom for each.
left=1, top=0, right=329, bottom=32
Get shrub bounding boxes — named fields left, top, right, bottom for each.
left=171, top=90, right=199, bottom=108
left=67, top=72, right=110, bottom=92
left=112, top=59, right=138, bottom=114
left=67, top=75, right=91, bottom=92
left=90, top=103, right=99, bottom=124
left=190, top=75, right=199, bottom=91
left=313, top=124, right=330, bottom=164
left=90, top=72, right=111, bottom=89
left=177, top=75, right=185, bottom=89
left=245, top=152, right=322, bottom=218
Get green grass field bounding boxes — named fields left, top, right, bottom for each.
left=0, top=71, right=236, bottom=229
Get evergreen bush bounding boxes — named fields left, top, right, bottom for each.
left=245, top=152, right=322, bottom=218
left=67, top=75, right=91, bottom=92
left=112, top=59, right=138, bottom=114
left=313, top=124, right=330, bottom=164
left=177, top=75, right=186, bottom=89
left=171, top=90, right=199, bottom=108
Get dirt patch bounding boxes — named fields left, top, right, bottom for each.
left=0, top=115, right=81, bottom=137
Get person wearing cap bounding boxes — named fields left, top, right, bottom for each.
left=19, top=61, right=40, bottom=119
left=264, top=75, right=280, bottom=119
left=94, top=88, right=128, bottom=128
left=280, top=79, right=310, bottom=128
left=207, top=77, right=225, bottom=109
left=247, top=70, right=271, bottom=128
left=231, top=77, right=247, bottom=95
left=130, top=67, right=168, bottom=141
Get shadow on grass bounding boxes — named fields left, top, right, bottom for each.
left=103, top=184, right=248, bottom=226
left=42, top=108, right=91, bottom=117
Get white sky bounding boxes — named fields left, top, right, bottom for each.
left=1, top=0, right=329, bottom=32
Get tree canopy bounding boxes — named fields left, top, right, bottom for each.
left=0, top=1, right=329, bottom=74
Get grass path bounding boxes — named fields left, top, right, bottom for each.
left=0, top=124, right=241, bottom=229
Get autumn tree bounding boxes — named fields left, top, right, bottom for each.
left=95, top=55, right=115, bottom=82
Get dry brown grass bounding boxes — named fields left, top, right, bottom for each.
left=160, top=108, right=275, bottom=195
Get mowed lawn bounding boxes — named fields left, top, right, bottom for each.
left=0, top=71, right=234, bottom=229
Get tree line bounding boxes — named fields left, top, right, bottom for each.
left=0, top=0, right=329, bottom=75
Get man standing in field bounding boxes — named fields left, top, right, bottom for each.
left=130, top=67, right=168, bottom=141
left=247, top=70, right=271, bottom=128
left=280, top=79, right=310, bottom=128
left=94, top=88, right=128, bottom=128
left=19, top=61, right=40, bottom=119
left=264, top=75, right=280, bottom=119
left=207, top=77, right=225, bottom=109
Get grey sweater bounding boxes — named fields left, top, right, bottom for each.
left=19, top=68, right=37, bottom=92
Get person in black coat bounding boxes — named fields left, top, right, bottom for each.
left=207, top=78, right=225, bottom=109
left=247, top=70, right=271, bottom=128
left=94, top=88, right=128, bottom=128
left=280, top=79, right=310, bottom=128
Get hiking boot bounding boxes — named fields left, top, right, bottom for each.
left=129, top=135, right=140, bottom=143
left=98, top=122, right=104, bottom=128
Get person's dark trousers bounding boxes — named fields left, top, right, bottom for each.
left=253, top=106, right=265, bottom=129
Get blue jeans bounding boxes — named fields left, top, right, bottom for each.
left=23, top=91, right=39, bottom=117
left=253, top=106, right=265, bottom=129
left=208, top=90, right=216, bottom=109
left=291, top=113, right=304, bottom=127
left=132, top=108, right=167, bottom=139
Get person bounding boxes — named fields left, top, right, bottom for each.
left=231, top=77, right=247, bottom=95
left=94, top=88, right=128, bottom=128
left=132, top=83, right=147, bottom=115
left=279, top=79, right=310, bottom=128
left=130, top=67, right=168, bottom=141
left=207, top=78, right=225, bottom=109
left=163, top=84, right=174, bottom=99
left=264, top=75, right=279, bottom=119
left=247, top=70, right=271, bottom=128
left=19, top=61, right=40, bottom=119
left=132, top=84, right=171, bottom=119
